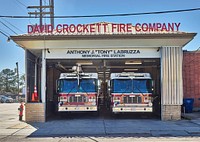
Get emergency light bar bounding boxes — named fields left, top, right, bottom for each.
left=60, top=73, right=98, bottom=79
left=60, top=73, right=77, bottom=78
left=111, top=72, right=151, bottom=79
left=119, top=73, right=144, bottom=77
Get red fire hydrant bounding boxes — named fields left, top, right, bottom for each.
left=18, top=102, right=24, bottom=121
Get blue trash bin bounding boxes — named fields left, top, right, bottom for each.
left=183, top=98, right=194, bottom=113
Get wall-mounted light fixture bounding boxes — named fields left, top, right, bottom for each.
left=7, top=37, right=11, bottom=43
left=47, top=48, right=50, bottom=53
left=125, top=60, right=142, bottom=65
left=76, top=61, right=93, bottom=65
left=0, top=30, right=10, bottom=42
left=124, top=68, right=138, bottom=71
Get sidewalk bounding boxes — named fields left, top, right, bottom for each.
left=1, top=114, right=200, bottom=137
left=1, top=119, right=200, bottom=142
left=0, top=104, right=200, bottom=141
left=182, top=111, right=200, bottom=120
left=182, top=111, right=200, bottom=127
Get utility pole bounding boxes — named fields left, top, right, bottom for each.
left=16, top=62, right=19, bottom=96
left=49, top=0, right=54, bottom=28
left=40, top=0, right=42, bottom=26
left=27, top=0, right=54, bottom=28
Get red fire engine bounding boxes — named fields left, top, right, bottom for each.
left=56, top=70, right=100, bottom=112
left=109, top=72, right=153, bottom=113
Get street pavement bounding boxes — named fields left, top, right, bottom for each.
left=0, top=103, right=200, bottom=142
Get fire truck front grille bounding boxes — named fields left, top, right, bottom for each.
left=123, top=96, right=142, bottom=104
left=69, top=95, right=86, bottom=103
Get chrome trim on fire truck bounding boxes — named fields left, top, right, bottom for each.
left=112, top=106, right=153, bottom=112
left=58, top=106, right=98, bottom=112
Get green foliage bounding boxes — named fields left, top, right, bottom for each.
left=0, top=68, right=25, bottom=94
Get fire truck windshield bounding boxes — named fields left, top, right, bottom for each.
left=59, top=79, right=97, bottom=93
left=112, top=79, right=132, bottom=93
left=112, top=79, right=152, bottom=93
left=133, top=79, right=152, bottom=93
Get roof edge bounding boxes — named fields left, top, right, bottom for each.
left=11, top=33, right=197, bottom=41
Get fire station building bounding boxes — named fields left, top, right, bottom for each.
left=11, top=22, right=196, bottom=122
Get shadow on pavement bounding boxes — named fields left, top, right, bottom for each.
left=26, top=112, right=200, bottom=138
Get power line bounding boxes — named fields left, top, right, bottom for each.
left=43, top=0, right=47, bottom=5
left=0, top=21, right=18, bottom=35
left=1, top=18, right=24, bottom=33
left=15, top=0, right=33, bottom=25
left=0, top=28, right=10, bottom=36
left=0, top=7, right=200, bottom=19
left=0, top=29, right=10, bottom=38
left=0, top=29, right=12, bottom=42
left=15, top=0, right=27, bottom=8
left=27, top=0, right=54, bottom=27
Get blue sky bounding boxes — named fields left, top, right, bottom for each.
left=0, top=0, right=200, bottom=74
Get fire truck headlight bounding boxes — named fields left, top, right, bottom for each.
left=114, top=101, right=119, bottom=106
left=149, top=102, right=153, bottom=107
left=59, top=101, right=63, bottom=106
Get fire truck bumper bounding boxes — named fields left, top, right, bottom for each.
left=58, top=106, right=98, bottom=112
left=112, top=106, right=153, bottom=113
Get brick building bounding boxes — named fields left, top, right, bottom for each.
left=183, top=50, right=200, bottom=109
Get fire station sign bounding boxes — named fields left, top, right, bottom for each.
left=45, top=48, right=160, bottom=59
left=28, top=22, right=181, bottom=34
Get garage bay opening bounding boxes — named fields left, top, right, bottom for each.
left=45, top=59, right=161, bottom=120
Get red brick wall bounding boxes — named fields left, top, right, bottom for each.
left=183, top=51, right=200, bottom=108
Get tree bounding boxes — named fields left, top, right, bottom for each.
left=0, top=68, right=18, bottom=93
left=19, top=74, right=25, bottom=92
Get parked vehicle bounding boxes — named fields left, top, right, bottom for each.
left=56, top=65, right=100, bottom=112
left=108, top=72, right=154, bottom=113
left=0, top=95, right=14, bottom=103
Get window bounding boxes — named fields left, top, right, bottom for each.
left=133, top=79, right=152, bottom=93
left=111, top=79, right=152, bottom=93
left=112, top=79, right=132, bottom=93
left=59, top=79, right=97, bottom=93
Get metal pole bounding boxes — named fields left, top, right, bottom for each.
left=49, top=0, right=54, bottom=28
left=40, top=0, right=43, bottom=26
left=16, top=62, right=20, bottom=97
left=103, top=60, right=106, bottom=105
left=35, top=58, right=37, bottom=87
left=41, top=49, right=46, bottom=103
